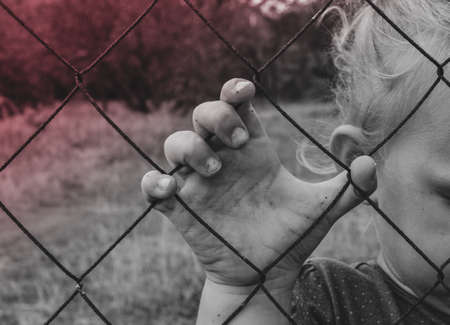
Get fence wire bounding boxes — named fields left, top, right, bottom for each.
left=0, top=0, right=449, bottom=324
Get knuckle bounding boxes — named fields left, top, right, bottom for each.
left=171, top=131, right=205, bottom=166
left=163, top=136, right=175, bottom=161
left=187, top=137, right=211, bottom=166
left=164, top=130, right=189, bottom=151
left=191, top=133, right=205, bottom=147
left=185, top=131, right=202, bottom=155
left=223, top=78, right=237, bottom=89
left=221, top=78, right=255, bottom=104
left=193, top=101, right=215, bottom=121
left=193, top=101, right=240, bottom=138
left=192, top=102, right=205, bottom=121
left=214, top=102, right=237, bottom=126
left=163, top=132, right=177, bottom=150
left=218, top=103, right=235, bottom=120
left=224, top=78, right=243, bottom=89
left=164, top=131, right=190, bottom=164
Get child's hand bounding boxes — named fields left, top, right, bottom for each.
left=141, top=78, right=377, bottom=290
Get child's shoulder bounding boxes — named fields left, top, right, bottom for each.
left=292, top=257, right=449, bottom=324
left=295, top=257, right=389, bottom=309
left=298, top=256, right=382, bottom=284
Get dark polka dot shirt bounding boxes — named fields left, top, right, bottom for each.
left=291, top=258, right=450, bottom=324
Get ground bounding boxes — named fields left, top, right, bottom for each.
left=0, top=99, right=379, bottom=324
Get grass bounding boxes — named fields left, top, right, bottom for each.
left=0, top=99, right=379, bottom=324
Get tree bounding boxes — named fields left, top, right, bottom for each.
left=0, top=0, right=337, bottom=114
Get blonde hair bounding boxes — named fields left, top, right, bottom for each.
left=298, top=0, right=450, bottom=174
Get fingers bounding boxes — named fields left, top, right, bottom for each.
left=220, top=78, right=265, bottom=138
left=314, top=155, right=377, bottom=221
left=193, top=101, right=249, bottom=148
left=164, top=130, right=222, bottom=177
left=220, top=78, right=256, bottom=105
left=142, top=78, right=263, bottom=213
left=141, top=170, right=177, bottom=212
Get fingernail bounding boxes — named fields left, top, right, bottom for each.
left=157, top=176, right=172, bottom=190
left=231, top=127, right=249, bottom=147
left=234, top=81, right=252, bottom=94
left=205, top=157, right=221, bottom=174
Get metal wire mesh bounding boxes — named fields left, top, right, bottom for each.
left=0, top=0, right=449, bottom=324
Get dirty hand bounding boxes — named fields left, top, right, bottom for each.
left=141, top=78, right=376, bottom=290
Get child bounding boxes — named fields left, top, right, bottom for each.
left=141, top=0, right=450, bottom=323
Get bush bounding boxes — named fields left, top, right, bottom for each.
left=0, top=0, right=337, bottom=114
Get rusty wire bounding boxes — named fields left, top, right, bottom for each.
left=0, top=0, right=449, bottom=324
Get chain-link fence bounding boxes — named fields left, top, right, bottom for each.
left=0, top=0, right=449, bottom=324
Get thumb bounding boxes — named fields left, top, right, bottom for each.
left=314, top=155, right=377, bottom=221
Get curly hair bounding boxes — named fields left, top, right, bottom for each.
left=297, top=0, right=450, bottom=174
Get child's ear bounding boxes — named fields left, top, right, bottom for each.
left=330, top=124, right=366, bottom=169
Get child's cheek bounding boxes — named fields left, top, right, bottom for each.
left=375, top=151, right=450, bottom=296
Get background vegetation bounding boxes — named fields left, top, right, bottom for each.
left=0, top=0, right=340, bottom=114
